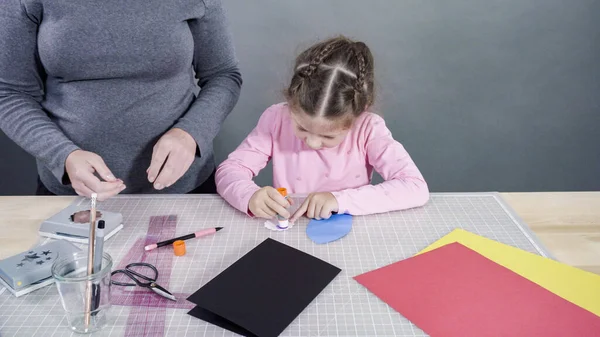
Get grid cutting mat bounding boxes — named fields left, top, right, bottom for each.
left=0, top=193, right=550, bottom=337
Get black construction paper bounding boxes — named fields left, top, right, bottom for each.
left=187, top=238, right=341, bottom=337
left=188, top=306, right=256, bottom=337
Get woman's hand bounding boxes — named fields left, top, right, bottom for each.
left=290, top=192, right=339, bottom=222
left=65, top=150, right=125, bottom=201
left=248, top=187, right=292, bottom=219
left=147, top=128, right=197, bottom=190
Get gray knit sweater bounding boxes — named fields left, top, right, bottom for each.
left=0, top=0, right=242, bottom=194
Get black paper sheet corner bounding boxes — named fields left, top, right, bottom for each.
left=187, top=238, right=341, bottom=337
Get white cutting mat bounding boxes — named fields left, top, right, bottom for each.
left=0, top=193, right=551, bottom=337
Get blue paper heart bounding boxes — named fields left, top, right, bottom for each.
left=306, top=214, right=353, bottom=244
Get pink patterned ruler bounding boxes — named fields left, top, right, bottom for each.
left=111, top=215, right=193, bottom=337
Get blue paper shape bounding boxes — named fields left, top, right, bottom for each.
left=306, top=214, right=353, bottom=244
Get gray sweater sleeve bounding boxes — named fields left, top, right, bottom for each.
left=174, top=0, right=243, bottom=157
left=0, top=0, right=80, bottom=183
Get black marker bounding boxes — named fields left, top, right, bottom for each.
left=91, top=220, right=105, bottom=315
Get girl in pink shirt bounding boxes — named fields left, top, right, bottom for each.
left=216, top=36, right=429, bottom=222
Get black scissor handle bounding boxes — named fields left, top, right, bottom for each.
left=111, top=263, right=158, bottom=287
left=110, top=269, right=139, bottom=287
left=126, top=262, right=158, bottom=281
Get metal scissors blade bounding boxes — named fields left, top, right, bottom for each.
left=150, top=282, right=176, bottom=301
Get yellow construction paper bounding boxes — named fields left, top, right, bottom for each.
left=418, top=229, right=600, bottom=317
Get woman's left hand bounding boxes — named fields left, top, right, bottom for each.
left=290, top=192, right=339, bottom=222
left=147, top=128, right=197, bottom=190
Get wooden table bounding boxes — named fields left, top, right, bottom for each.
left=502, top=192, right=600, bottom=275
left=0, top=192, right=598, bottom=275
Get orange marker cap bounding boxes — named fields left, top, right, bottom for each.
left=276, top=187, right=288, bottom=197
left=173, top=240, right=186, bottom=256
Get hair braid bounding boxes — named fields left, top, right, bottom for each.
left=351, top=42, right=369, bottom=112
left=299, top=42, right=337, bottom=78
left=353, top=43, right=367, bottom=93
left=286, top=36, right=375, bottom=120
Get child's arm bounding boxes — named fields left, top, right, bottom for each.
left=332, top=115, right=430, bottom=215
left=215, top=106, right=277, bottom=214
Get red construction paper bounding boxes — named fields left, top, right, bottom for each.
left=354, top=242, right=600, bottom=337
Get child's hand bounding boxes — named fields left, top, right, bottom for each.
left=290, top=192, right=339, bottom=222
left=249, top=187, right=291, bottom=219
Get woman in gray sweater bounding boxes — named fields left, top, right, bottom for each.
left=0, top=0, right=242, bottom=200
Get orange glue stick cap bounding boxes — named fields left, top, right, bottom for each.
left=276, top=188, right=288, bottom=197
left=173, top=240, right=186, bottom=256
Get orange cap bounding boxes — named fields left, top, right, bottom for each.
left=173, top=240, right=186, bottom=256
left=276, top=187, right=288, bottom=197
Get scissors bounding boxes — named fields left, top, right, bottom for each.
left=110, top=262, right=176, bottom=301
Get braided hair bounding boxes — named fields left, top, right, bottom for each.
left=286, top=36, right=375, bottom=124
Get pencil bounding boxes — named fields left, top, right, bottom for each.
left=144, top=227, right=223, bottom=251
left=84, top=193, right=98, bottom=329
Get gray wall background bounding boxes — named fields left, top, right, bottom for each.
left=1, top=0, right=599, bottom=195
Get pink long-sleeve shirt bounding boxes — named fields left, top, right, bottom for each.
left=216, top=103, right=429, bottom=216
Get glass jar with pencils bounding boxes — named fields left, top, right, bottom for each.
left=51, top=251, right=113, bottom=334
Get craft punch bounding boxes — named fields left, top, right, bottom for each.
left=39, top=203, right=124, bottom=244
left=0, top=240, right=80, bottom=297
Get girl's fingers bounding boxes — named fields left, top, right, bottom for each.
left=307, top=198, right=317, bottom=219
left=254, top=209, right=268, bottom=219
left=320, top=207, right=332, bottom=219
left=266, top=187, right=290, bottom=207
left=253, top=205, right=271, bottom=219
left=261, top=205, right=276, bottom=218
left=314, top=203, right=323, bottom=220
left=265, top=197, right=290, bottom=218
left=290, top=198, right=310, bottom=222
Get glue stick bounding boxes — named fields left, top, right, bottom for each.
left=276, top=188, right=290, bottom=229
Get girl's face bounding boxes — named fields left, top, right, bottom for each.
left=291, top=109, right=351, bottom=150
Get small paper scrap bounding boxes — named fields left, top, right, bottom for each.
left=264, top=220, right=295, bottom=232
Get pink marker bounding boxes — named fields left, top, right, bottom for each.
left=144, top=227, right=223, bottom=251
